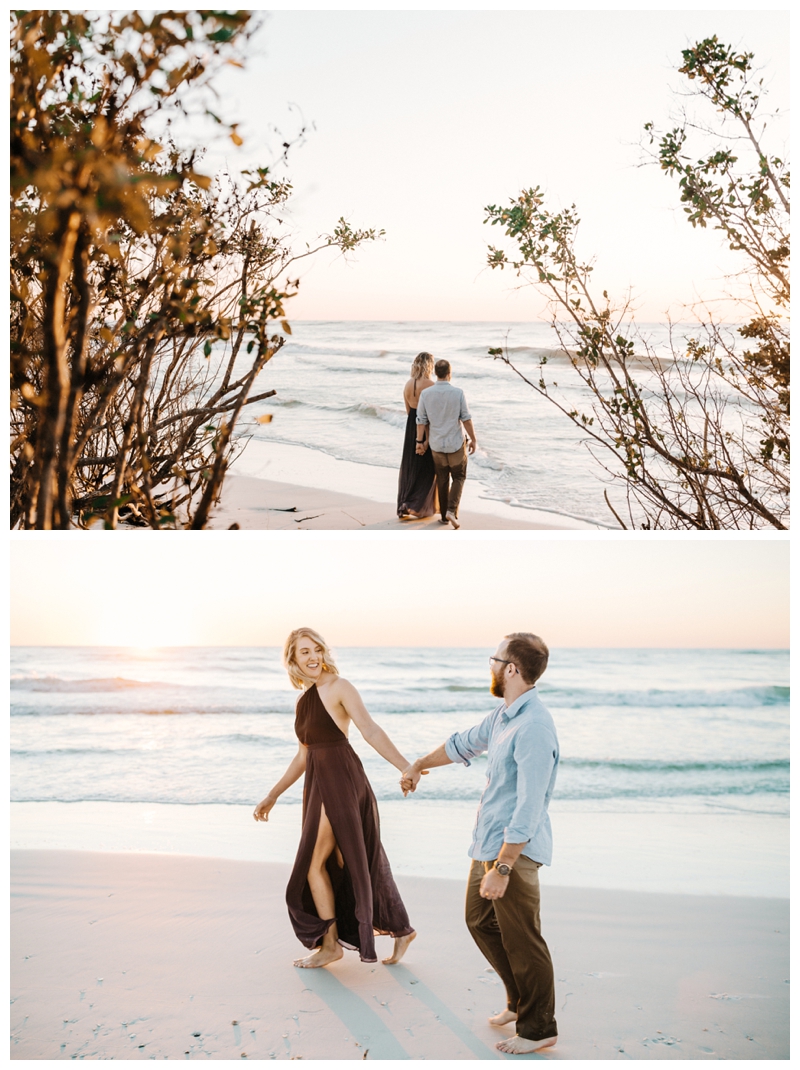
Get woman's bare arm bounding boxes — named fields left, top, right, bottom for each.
left=335, top=679, right=410, bottom=773
left=253, top=745, right=307, bottom=821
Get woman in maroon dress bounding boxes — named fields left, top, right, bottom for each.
left=253, top=628, right=416, bottom=968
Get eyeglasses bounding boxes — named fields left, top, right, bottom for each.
left=489, top=656, right=511, bottom=666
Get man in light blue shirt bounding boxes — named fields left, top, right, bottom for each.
left=414, top=358, right=477, bottom=528
left=401, top=632, right=559, bottom=1055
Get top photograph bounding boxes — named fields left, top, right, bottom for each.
left=10, top=10, right=789, bottom=531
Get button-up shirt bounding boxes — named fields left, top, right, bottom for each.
left=416, top=381, right=472, bottom=453
left=444, top=688, right=559, bottom=865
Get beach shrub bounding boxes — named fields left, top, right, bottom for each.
left=10, top=11, right=381, bottom=529
left=484, top=38, right=789, bottom=530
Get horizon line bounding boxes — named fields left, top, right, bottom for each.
left=11, top=643, right=789, bottom=651
left=281, top=318, right=750, bottom=325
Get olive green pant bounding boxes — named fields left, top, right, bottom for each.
left=430, top=443, right=467, bottom=520
left=465, top=856, right=557, bottom=1042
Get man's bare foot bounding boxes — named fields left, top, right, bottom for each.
left=382, top=930, right=416, bottom=965
left=489, top=1009, right=518, bottom=1027
left=495, top=1035, right=557, bottom=1055
left=292, top=944, right=344, bottom=969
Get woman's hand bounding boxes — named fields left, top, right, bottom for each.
left=253, top=796, right=276, bottom=822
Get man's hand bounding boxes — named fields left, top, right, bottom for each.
left=467, top=437, right=477, bottom=455
left=479, top=867, right=510, bottom=900
left=415, top=440, right=427, bottom=455
left=399, top=764, right=428, bottom=795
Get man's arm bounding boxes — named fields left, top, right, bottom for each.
left=462, top=418, right=477, bottom=455
left=505, top=724, right=558, bottom=846
left=401, top=710, right=495, bottom=792
left=400, top=742, right=451, bottom=792
left=481, top=723, right=558, bottom=900
left=479, top=839, right=529, bottom=900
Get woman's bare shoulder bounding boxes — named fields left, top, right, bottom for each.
left=326, top=673, right=354, bottom=696
left=404, top=377, right=434, bottom=398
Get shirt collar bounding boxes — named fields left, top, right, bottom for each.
left=503, top=687, right=536, bottom=720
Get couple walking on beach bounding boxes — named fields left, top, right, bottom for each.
left=253, top=628, right=560, bottom=1055
left=397, top=353, right=477, bottom=528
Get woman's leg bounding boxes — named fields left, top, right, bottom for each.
left=293, top=804, right=345, bottom=968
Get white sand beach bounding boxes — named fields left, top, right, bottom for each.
left=209, top=474, right=549, bottom=530
left=11, top=849, right=788, bottom=1061
left=208, top=441, right=602, bottom=530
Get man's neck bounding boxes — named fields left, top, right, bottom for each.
left=503, top=683, right=536, bottom=708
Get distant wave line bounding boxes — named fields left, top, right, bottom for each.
left=562, top=758, right=788, bottom=773
left=11, top=782, right=789, bottom=806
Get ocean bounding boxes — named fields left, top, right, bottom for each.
left=233, top=320, right=707, bottom=527
left=11, top=645, right=788, bottom=817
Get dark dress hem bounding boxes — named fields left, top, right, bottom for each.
left=397, top=406, right=437, bottom=518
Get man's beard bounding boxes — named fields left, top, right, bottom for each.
left=490, top=669, right=505, bottom=698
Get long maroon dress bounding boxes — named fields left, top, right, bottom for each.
left=397, top=406, right=438, bottom=518
left=285, top=684, right=413, bottom=963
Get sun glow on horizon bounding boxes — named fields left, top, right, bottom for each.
left=10, top=539, right=789, bottom=651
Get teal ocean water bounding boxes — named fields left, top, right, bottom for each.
left=236, top=320, right=719, bottom=526
left=11, top=646, right=788, bottom=817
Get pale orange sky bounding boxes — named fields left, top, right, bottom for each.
left=10, top=537, right=788, bottom=649
left=201, top=10, right=790, bottom=321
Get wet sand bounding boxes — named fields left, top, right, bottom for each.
left=10, top=850, right=789, bottom=1060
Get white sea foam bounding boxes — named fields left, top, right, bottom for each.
left=11, top=647, right=789, bottom=814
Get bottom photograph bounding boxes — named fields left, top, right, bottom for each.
left=10, top=537, right=789, bottom=1061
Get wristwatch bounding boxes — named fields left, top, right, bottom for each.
left=493, top=861, right=512, bottom=877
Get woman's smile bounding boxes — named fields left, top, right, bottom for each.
left=297, top=642, right=324, bottom=678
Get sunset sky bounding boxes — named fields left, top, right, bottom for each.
left=10, top=537, right=788, bottom=649
left=198, top=9, right=789, bottom=320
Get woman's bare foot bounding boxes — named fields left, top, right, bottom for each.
left=489, top=1009, right=518, bottom=1027
left=292, top=944, right=344, bottom=969
left=495, top=1035, right=557, bottom=1055
left=382, top=930, right=416, bottom=965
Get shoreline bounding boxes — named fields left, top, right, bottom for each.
left=11, top=800, right=789, bottom=899
left=11, top=850, right=789, bottom=1060
left=209, top=439, right=604, bottom=530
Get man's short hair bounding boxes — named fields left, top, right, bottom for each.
left=504, top=632, right=549, bottom=685
left=434, top=359, right=451, bottom=379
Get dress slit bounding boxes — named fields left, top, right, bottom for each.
left=285, top=685, right=413, bottom=962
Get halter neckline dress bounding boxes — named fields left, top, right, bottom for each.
left=285, top=683, right=413, bottom=962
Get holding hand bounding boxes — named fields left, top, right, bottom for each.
left=399, top=763, right=428, bottom=795
left=415, top=441, right=427, bottom=455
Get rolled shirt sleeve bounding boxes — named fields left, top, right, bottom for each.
left=445, top=710, right=495, bottom=767
left=458, top=390, right=471, bottom=422
left=503, top=723, right=559, bottom=845
left=415, top=391, right=429, bottom=426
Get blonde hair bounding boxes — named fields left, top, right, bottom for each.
left=410, top=352, right=434, bottom=380
left=283, top=627, right=339, bottom=690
